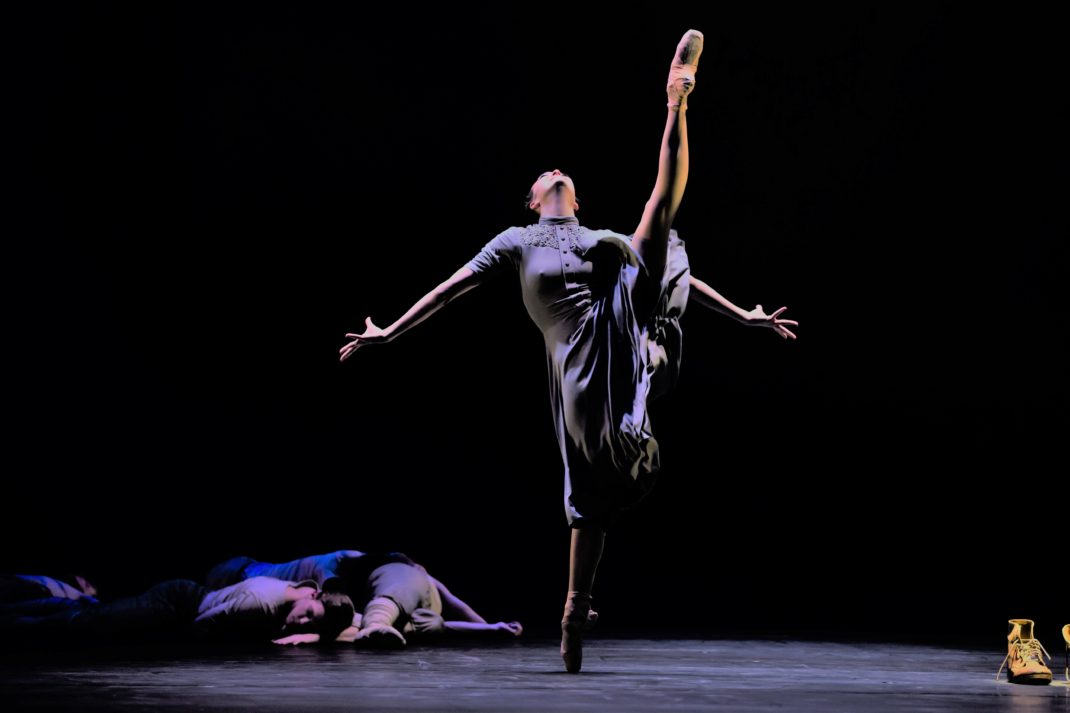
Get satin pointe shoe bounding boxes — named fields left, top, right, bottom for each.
left=560, top=590, right=596, bottom=673
left=667, top=29, right=704, bottom=110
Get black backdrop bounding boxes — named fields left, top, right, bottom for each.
left=6, top=3, right=1066, bottom=643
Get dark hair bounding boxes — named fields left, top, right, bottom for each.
left=317, top=591, right=356, bottom=641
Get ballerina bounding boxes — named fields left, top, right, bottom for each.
left=340, top=28, right=798, bottom=673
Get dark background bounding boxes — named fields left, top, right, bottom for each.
left=6, top=3, right=1065, bottom=644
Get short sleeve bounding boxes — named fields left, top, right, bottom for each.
left=464, top=228, right=519, bottom=276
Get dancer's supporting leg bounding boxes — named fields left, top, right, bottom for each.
left=561, top=527, right=604, bottom=673
left=560, top=28, right=704, bottom=675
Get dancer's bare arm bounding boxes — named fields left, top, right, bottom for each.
left=340, top=266, right=482, bottom=362
left=273, top=633, right=322, bottom=646
left=688, top=274, right=798, bottom=340
left=443, top=620, right=523, bottom=636
left=429, top=575, right=487, bottom=624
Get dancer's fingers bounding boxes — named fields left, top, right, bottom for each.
left=777, top=319, right=799, bottom=326
left=772, top=307, right=786, bottom=317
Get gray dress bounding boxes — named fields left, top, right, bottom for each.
left=465, top=215, right=691, bottom=529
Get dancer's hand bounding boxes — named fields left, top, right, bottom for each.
left=496, top=621, right=523, bottom=636
left=743, top=304, right=798, bottom=340
left=273, top=633, right=321, bottom=646
left=340, top=317, right=390, bottom=362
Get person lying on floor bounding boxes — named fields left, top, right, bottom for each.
left=0, top=573, right=102, bottom=622
left=205, top=550, right=522, bottom=646
left=0, top=573, right=99, bottom=604
left=2, top=575, right=354, bottom=644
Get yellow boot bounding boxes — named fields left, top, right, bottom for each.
left=1062, top=624, right=1069, bottom=682
left=997, top=619, right=1052, bottom=684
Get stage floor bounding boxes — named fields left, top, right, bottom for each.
left=2, top=637, right=1066, bottom=711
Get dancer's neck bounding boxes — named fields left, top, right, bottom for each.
left=538, top=214, right=579, bottom=225
left=536, top=188, right=576, bottom=220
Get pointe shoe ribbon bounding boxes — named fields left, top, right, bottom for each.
left=667, top=29, right=704, bottom=110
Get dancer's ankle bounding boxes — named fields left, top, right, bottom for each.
left=563, top=591, right=593, bottom=619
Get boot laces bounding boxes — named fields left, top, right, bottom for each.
left=996, top=636, right=1051, bottom=680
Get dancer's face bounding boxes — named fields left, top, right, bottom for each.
left=284, top=596, right=326, bottom=631
left=528, top=169, right=578, bottom=213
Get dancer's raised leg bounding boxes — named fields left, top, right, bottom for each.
left=631, top=29, right=703, bottom=290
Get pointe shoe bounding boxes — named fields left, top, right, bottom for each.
left=356, top=596, right=407, bottom=649
left=997, top=619, right=1052, bottom=684
left=561, top=591, right=594, bottom=674
left=667, top=29, right=704, bottom=110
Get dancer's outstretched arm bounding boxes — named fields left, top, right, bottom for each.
left=428, top=575, right=486, bottom=624
left=340, top=266, right=482, bottom=362
left=688, top=274, right=798, bottom=340
left=273, top=632, right=324, bottom=646
left=442, top=619, right=523, bottom=636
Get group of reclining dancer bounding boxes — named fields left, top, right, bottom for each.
left=0, top=550, right=523, bottom=647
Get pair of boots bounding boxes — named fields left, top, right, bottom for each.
left=997, top=619, right=1070, bottom=684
